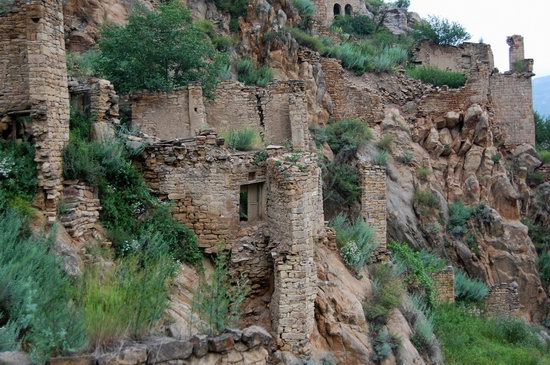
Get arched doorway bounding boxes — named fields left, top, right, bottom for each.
left=344, top=4, right=352, bottom=15
left=333, top=3, right=341, bottom=17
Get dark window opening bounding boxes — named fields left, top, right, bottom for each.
left=239, top=182, right=265, bottom=223
left=248, top=171, right=256, bottom=181
left=344, top=4, right=352, bottom=15
left=333, top=3, right=341, bottom=17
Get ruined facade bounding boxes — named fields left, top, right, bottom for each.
left=485, top=282, right=521, bottom=317
left=311, top=0, right=369, bottom=28
left=0, top=0, right=69, bottom=219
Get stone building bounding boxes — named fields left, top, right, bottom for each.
left=311, top=0, right=370, bottom=28
left=0, top=0, right=70, bottom=220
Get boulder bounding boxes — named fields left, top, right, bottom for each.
left=190, top=335, right=208, bottom=357
left=207, top=333, right=234, bottom=353
left=96, top=344, right=148, bottom=365
left=445, top=111, right=461, bottom=128
left=147, top=338, right=193, bottom=363
left=242, top=326, right=272, bottom=348
left=0, top=352, right=32, bottom=365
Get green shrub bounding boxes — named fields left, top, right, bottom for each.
left=377, top=134, right=394, bottom=152
left=371, top=46, right=408, bottom=73
left=236, top=58, right=274, bottom=87
left=491, top=316, right=545, bottom=349
left=212, top=0, right=247, bottom=32
left=538, top=150, right=550, bottom=164
left=95, top=1, right=227, bottom=98
left=331, top=15, right=376, bottom=37
left=398, top=151, right=413, bottom=165
left=373, top=151, right=388, bottom=166
left=324, top=42, right=370, bottom=74
left=527, top=171, right=545, bottom=186
left=454, top=270, right=488, bottom=304
left=389, top=242, right=436, bottom=306
left=0, top=213, right=87, bottom=362
left=66, top=50, right=100, bottom=78
left=330, top=214, right=377, bottom=272
left=406, top=66, right=466, bottom=88
left=491, top=153, right=502, bottom=164
left=191, top=249, right=250, bottom=335
left=434, top=305, right=550, bottom=365
left=393, top=0, right=410, bottom=8
left=413, top=189, right=439, bottom=211
left=538, top=252, right=550, bottom=287
left=535, top=112, right=550, bottom=150
left=221, top=128, right=261, bottom=151
left=364, top=264, right=405, bottom=321
left=371, top=328, right=401, bottom=361
left=0, top=140, right=37, bottom=215
left=447, top=201, right=473, bottom=238
left=293, top=0, right=316, bottom=29
left=325, top=119, right=372, bottom=155
left=322, top=162, right=362, bottom=205
left=289, top=27, right=326, bottom=52
left=416, top=166, right=430, bottom=180
left=403, top=295, right=436, bottom=353
left=75, top=245, right=175, bottom=347
left=413, top=16, right=470, bottom=46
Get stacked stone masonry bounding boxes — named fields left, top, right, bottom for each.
left=485, top=282, right=521, bottom=317
left=0, top=0, right=70, bottom=219
left=131, top=81, right=310, bottom=149
left=59, top=180, right=100, bottom=241
left=311, top=0, right=369, bottom=28
left=267, top=153, right=324, bottom=355
left=360, top=163, right=387, bottom=256
left=412, top=41, right=494, bottom=74
left=433, top=266, right=455, bottom=304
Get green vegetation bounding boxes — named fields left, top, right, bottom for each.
left=322, top=163, right=362, bottom=205
left=212, top=0, right=247, bottom=32
left=332, top=15, right=376, bottom=37
left=413, top=189, right=439, bottom=217
left=191, top=249, right=249, bottom=335
left=371, top=46, right=409, bottom=73
left=0, top=140, right=37, bottom=218
left=447, top=201, right=472, bottom=238
left=371, top=328, right=401, bottom=362
left=364, top=264, right=405, bottom=321
left=236, top=58, right=274, bottom=87
left=0, top=213, right=87, bottom=362
left=406, top=66, right=466, bottom=88
left=454, top=270, right=488, bottom=304
left=398, top=151, right=413, bottom=165
left=539, top=150, right=550, bottom=164
left=389, top=242, right=437, bottom=306
left=63, top=108, right=202, bottom=264
left=222, top=128, right=262, bottom=151
left=402, top=295, right=436, bottom=353
left=373, top=151, right=388, bottom=166
left=377, top=134, right=394, bottom=152
left=524, top=218, right=550, bottom=287
left=330, top=214, right=377, bottom=272
left=527, top=171, right=545, bottom=186
left=413, top=16, right=471, bottom=46
left=95, top=1, right=227, bottom=98
left=66, top=51, right=100, bottom=78
left=293, top=0, right=316, bottom=29
left=323, top=119, right=373, bottom=154
left=535, top=112, right=550, bottom=149
left=416, top=166, right=430, bottom=180
left=434, top=305, right=550, bottom=365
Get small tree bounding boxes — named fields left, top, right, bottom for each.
left=191, top=249, right=249, bottom=335
left=413, top=16, right=470, bottom=46
left=95, top=1, right=227, bottom=98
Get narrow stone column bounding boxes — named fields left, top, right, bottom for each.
left=359, top=163, right=387, bottom=259
left=267, top=153, right=323, bottom=355
left=507, top=35, right=525, bottom=71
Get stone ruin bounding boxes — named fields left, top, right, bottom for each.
left=485, top=282, right=521, bottom=317
left=433, top=266, right=455, bottom=304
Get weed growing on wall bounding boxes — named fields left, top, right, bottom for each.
left=406, top=66, right=466, bottom=88
left=222, top=128, right=262, bottom=151
left=330, top=214, right=377, bottom=272
left=236, top=58, right=274, bottom=87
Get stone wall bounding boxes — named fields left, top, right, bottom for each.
left=433, top=266, right=455, bottom=303
left=140, top=132, right=267, bottom=253
left=267, top=153, right=323, bottom=355
left=311, top=0, right=369, bottom=28
left=412, top=41, right=494, bottom=74
left=131, top=86, right=207, bottom=140
left=360, top=163, right=387, bottom=253
left=489, top=72, right=535, bottom=146
left=59, top=180, right=100, bottom=241
left=485, top=282, right=521, bottom=317
left=320, top=58, right=384, bottom=123
left=0, top=0, right=70, bottom=220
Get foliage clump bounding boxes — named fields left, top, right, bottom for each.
left=332, top=15, right=376, bottom=37
left=535, top=112, right=550, bottom=150
left=222, top=128, right=262, bottom=151
left=454, top=270, right=488, bottom=304
left=293, top=0, right=316, bottom=29
left=323, top=119, right=373, bottom=155
left=95, top=1, right=227, bottom=98
left=322, top=162, right=362, bottom=206
left=236, top=58, right=274, bottom=87
left=406, top=66, right=466, bottom=88
left=364, top=264, right=405, bottom=321
left=413, top=16, right=471, bottom=46
left=330, top=214, right=377, bottom=272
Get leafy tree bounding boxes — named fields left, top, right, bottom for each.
left=413, top=16, right=470, bottom=46
left=95, top=1, right=227, bottom=98
left=535, top=112, right=550, bottom=149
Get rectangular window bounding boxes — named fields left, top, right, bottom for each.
left=239, top=182, right=265, bottom=223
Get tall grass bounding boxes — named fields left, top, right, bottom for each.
left=371, top=46, right=408, bottom=73
left=402, top=295, right=436, bottom=353
left=292, top=0, right=316, bottom=29
left=454, top=270, right=488, bottom=304
left=222, top=128, right=262, bottom=151
left=324, top=119, right=373, bottom=155
left=364, top=264, right=405, bottom=321
left=236, top=58, right=273, bottom=87
left=406, top=66, right=466, bottom=88
left=330, top=214, right=377, bottom=271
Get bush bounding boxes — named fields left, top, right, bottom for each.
left=293, top=0, right=316, bottom=29
left=454, top=270, right=488, bottom=304
left=416, top=166, right=430, bottom=180
left=538, top=252, right=550, bottom=287
left=413, top=16, right=471, bottom=46
left=289, top=27, right=327, bottom=53
left=364, top=264, right=405, bottom=321
left=212, top=0, right=247, bottom=32
left=371, top=46, right=408, bottom=73
left=222, top=128, right=261, bottom=151
left=332, top=15, right=376, bottom=37
left=95, top=1, right=227, bottom=98
left=447, top=201, right=473, bottom=238
left=324, top=42, right=370, bottom=74
left=398, top=151, right=413, bottom=165
left=403, top=295, right=436, bottom=353
left=377, top=134, right=394, bottom=152
left=406, top=66, right=466, bottom=88
left=389, top=242, right=436, bottom=306
left=413, top=190, right=439, bottom=210
left=325, top=119, right=373, bottom=155
left=191, top=249, right=250, bottom=335
left=538, top=150, right=550, bottom=164
left=535, top=112, right=550, bottom=149
left=527, top=171, right=545, bottom=186
left=371, top=328, right=401, bottom=361
left=330, top=214, right=377, bottom=272
left=66, top=50, right=100, bottom=78
left=373, top=151, right=388, bottom=166
left=322, top=162, right=362, bottom=205
left=0, top=213, right=87, bottom=362
left=433, top=305, right=550, bottom=365
left=491, top=153, right=502, bottom=164
left=75, top=245, right=175, bottom=347
left=236, top=58, right=273, bottom=87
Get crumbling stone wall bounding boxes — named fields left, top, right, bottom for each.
left=433, top=266, right=455, bottom=303
left=131, top=86, right=207, bottom=140
left=60, top=180, right=100, bottom=241
left=412, top=41, right=494, bottom=74
left=311, top=0, right=369, bottom=28
left=0, top=0, right=70, bottom=220
left=360, top=163, right=387, bottom=253
left=485, top=282, right=521, bottom=317
left=140, top=132, right=267, bottom=252
left=267, top=153, right=323, bottom=355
